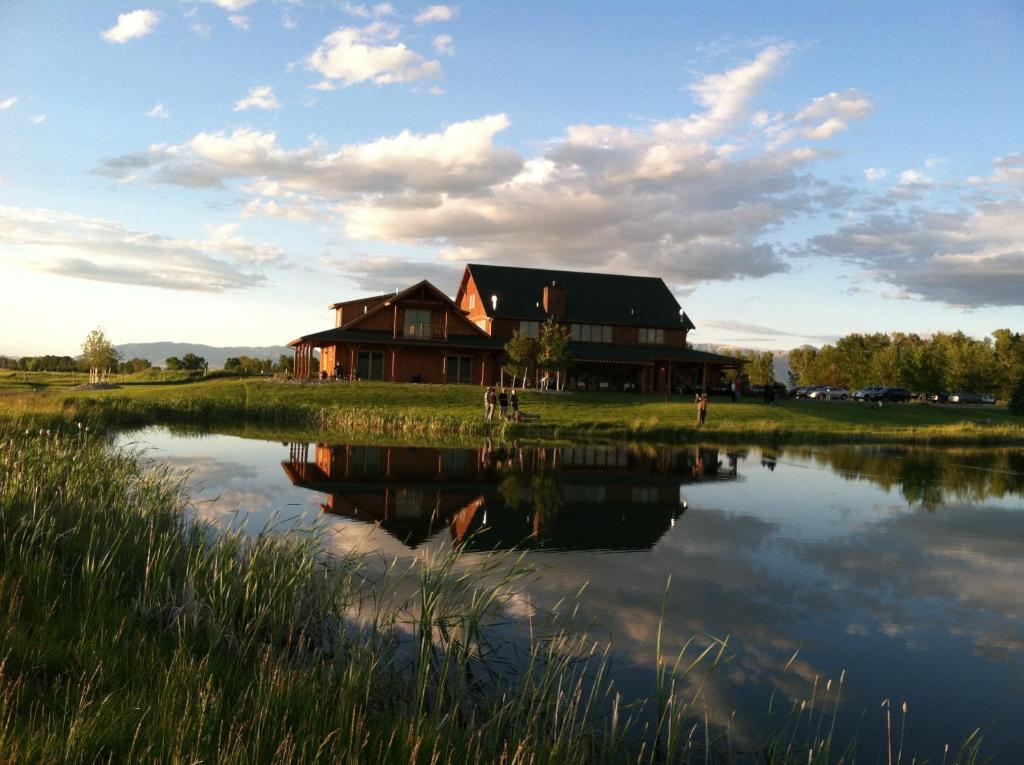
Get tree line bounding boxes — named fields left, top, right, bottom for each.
left=787, top=330, right=1024, bottom=399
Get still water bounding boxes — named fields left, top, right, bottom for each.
left=119, top=428, right=1024, bottom=759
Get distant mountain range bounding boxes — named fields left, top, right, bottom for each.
left=116, top=342, right=293, bottom=369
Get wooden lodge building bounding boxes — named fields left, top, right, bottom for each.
left=289, top=264, right=742, bottom=393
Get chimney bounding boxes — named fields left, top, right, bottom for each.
left=543, top=280, right=566, bottom=316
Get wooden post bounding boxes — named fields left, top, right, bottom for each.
left=441, top=353, right=448, bottom=382
left=349, top=346, right=356, bottom=380
left=393, top=305, right=399, bottom=338
left=390, top=348, right=397, bottom=381
left=701, top=362, right=709, bottom=392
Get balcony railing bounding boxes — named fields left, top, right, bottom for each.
left=399, top=322, right=447, bottom=340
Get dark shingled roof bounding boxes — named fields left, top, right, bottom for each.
left=466, top=263, right=695, bottom=330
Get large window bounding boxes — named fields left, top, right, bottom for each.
left=519, top=320, right=540, bottom=338
left=404, top=308, right=432, bottom=338
left=639, top=328, right=664, bottom=344
left=570, top=324, right=613, bottom=343
left=357, top=350, right=384, bottom=380
left=351, top=446, right=380, bottom=474
left=468, top=294, right=476, bottom=309
left=446, top=355, right=472, bottom=384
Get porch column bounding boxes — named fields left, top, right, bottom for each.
left=441, top=352, right=448, bottom=381
left=390, top=347, right=398, bottom=381
left=702, top=362, right=709, bottom=392
left=349, top=346, right=356, bottom=380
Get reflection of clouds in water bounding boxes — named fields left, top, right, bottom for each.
left=128, top=429, right=1024, bottom=755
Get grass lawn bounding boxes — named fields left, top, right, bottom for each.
left=4, top=371, right=1021, bottom=444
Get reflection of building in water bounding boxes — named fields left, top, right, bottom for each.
left=282, top=443, right=738, bottom=549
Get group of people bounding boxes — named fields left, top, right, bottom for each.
left=484, top=386, right=522, bottom=422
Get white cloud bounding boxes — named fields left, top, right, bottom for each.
left=31, top=114, right=46, bottom=125
left=809, top=195, right=1024, bottom=307
left=192, top=23, right=213, bottom=39
left=233, top=85, right=280, bottom=111
left=281, top=13, right=297, bottom=30
left=414, top=5, right=458, bottom=24
left=677, top=43, right=793, bottom=139
left=101, top=9, right=160, bottom=44
left=146, top=102, right=169, bottom=119
left=762, top=88, right=872, bottom=146
left=228, top=14, right=250, bottom=30
left=432, top=33, right=454, bottom=56
left=305, top=24, right=442, bottom=86
left=0, top=97, right=17, bottom=110
left=99, top=45, right=879, bottom=287
left=899, top=169, right=926, bottom=185
left=864, top=167, right=888, bottom=182
left=206, top=0, right=255, bottom=11
left=0, top=205, right=280, bottom=292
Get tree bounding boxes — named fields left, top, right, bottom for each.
left=274, top=354, right=293, bottom=374
left=503, top=330, right=538, bottom=388
left=180, top=353, right=206, bottom=372
left=165, top=356, right=183, bottom=371
left=80, top=328, right=121, bottom=381
left=747, top=352, right=775, bottom=387
left=787, top=346, right=819, bottom=386
left=537, top=318, right=571, bottom=391
left=118, top=357, right=151, bottom=374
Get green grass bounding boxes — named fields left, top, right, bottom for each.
left=3, top=371, right=1021, bottom=445
left=0, top=421, right=987, bottom=763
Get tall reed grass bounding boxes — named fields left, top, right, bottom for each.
left=0, top=421, right=986, bottom=762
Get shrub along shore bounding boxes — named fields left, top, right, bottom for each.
left=2, top=371, right=1022, bottom=446
left=0, top=419, right=987, bottom=763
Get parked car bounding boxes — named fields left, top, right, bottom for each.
left=808, top=386, right=849, bottom=400
left=927, top=392, right=949, bottom=403
left=879, top=387, right=912, bottom=403
left=948, top=391, right=981, bottom=404
left=788, top=386, right=811, bottom=399
left=979, top=393, right=996, bottom=405
left=853, top=386, right=884, bottom=401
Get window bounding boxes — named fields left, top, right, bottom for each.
left=356, top=350, right=384, bottom=380
left=394, top=489, right=425, bottom=519
left=404, top=308, right=431, bottom=337
left=468, top=293, right=476, bottom=309
left=570, top=324, right=613, bottom=343
left=639, top=328, right=664, bottom=344
left=441, top=449, right=470, bottom=473
left=631, top=486, right=658, bottom=504
left=351, top=446, right=380, bottom=474
left=519, top=320, right=540, bottom=338
left=446, top=355, right=472, bottom=384
left=563, top=484, right=607, bottom=503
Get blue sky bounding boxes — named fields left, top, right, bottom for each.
left=1, top=0, right=1022, bottom=355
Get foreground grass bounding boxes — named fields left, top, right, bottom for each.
left=3, top=371, right=1021, bottom=445
left=0, top=422, right=987, bottom=763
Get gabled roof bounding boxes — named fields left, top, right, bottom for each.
left=291, top=279, right=493, bottom=347
left=328, top=293, right=392, bottom=310
left=464, top=263, right=695, bottom=330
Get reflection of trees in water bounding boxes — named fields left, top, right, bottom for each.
left=791, top=446, right=1024, bottom=509
left=530, top=470, right=565, bottom=529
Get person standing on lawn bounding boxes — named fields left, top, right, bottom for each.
left=498, top=387, right=509, bottom=420
left=510, top=389, right=520, bottom=420
left=697, top=392, right=708, bottom=426
left=484, top=386, right=496, bottom=421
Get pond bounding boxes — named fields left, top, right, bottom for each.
left=118, top=428, right=1024, bottom=759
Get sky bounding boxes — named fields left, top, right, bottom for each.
left=1, top=1, right=1022, bottom=356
